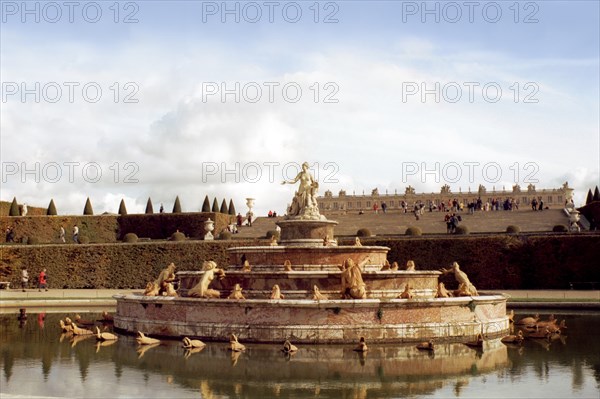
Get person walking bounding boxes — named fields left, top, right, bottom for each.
left=38, top=268, right=48, bottom=291
left=20, top=267, right=29, bottom=292
left=59, top=226, right=65, bottom=243
left=73, top=225, right=79, bottom=243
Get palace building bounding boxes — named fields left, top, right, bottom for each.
left=317, top=183, right=574, bottom=214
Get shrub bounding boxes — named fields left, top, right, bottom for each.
left=552, top=224, right=568, bottom=233
left=9, top=197, right=19, bottom=216
left=265, top=230, right=280, bottom=239
left=78, top=236, right=90, bottom=244
left=356, top=228, right=372, bottom=237
left=172, top=196, right=182, bottom=213
left=170, top=231, right=186, bottom=241
left=145, top=198, right=154, bottom=214
left=405, top=226, right=422, bottom=236
left=123, top=233, right=138, bottom=243
left=118, top=199, right=128, bottom=215
left=27, top=236, right=40, bottom=245
left=454, top=225, right=470, bottom=235
left=218, top=231, right=232, bottom=240
left=83, top=198, right=94, bottom=215
left=202, top=196, right=211, bottom=212
left=506, top=225, right=521, bottom=234
left=47, top=199, right=57, bottom=215
left=220, top=199, right=228, bottom=214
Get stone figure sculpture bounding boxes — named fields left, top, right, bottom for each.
left=390, top=262, right=399, bottom=271
left=229, top=333, right=246, bottom=352
left=182, top=337, right=206, bottom=349
left=242, top=260, right=252, bottom=272
left=399, top=284, right=414, bottom=299
left=281, top=162, right=323, bottom=220
left=353, top=336, right=368, bottom=352
left=283, top=260, right=293, bottom=272
left=381, top=260, right=391, bottom=271
left=354, top=237, right=362, bottom=247
left=270, top=284, right=285, bottom=299
left=282, top=339, right=298, bottom=353
left=440, top=262, right=478, bottom=296
left=436, top=282, right=452, bottom=298
left=228, top=283, right=246, bottom=300
left=143, top=282, right=160, bottom=296
left=188, top=261, right=225, bottom=298
left=270, top=235, right=278, bottom=246
left=405, top=260, right=416, bottom=271
left=340, top=258, right=367, bottom=299
left=155, top=263, right=176, bottom=288
left=162, top=282, right=178, bottom=297
left=311, top=285, right=328, bottom=300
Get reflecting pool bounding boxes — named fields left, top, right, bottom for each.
left=1, top=309, right=599, bottom=398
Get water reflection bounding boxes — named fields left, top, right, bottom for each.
left=0, top=311, right=599, bottom=398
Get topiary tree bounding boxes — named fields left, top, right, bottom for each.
left=228, top=199, right=236, bottom=215
left=83, top=197, right=94, bottom=215
left=172, top=196, right=182, bottom=213
left=9, top=197, right=19, bottom=216
left=220, top=199, right=228, bottom=214
left=356, top=228, right=372, bottom=237
left=506, top=225, right=521, bottom=234
left=405, top=226, right=422, bottom=236
left=211, top=198, right=219, bottom=213
left=586, top=189, right=593, bottom=205
left=454, top=225, right=470, bottom=235
left=47, top=199, right=57, bottom=215
left=145, top=198, right=154, bottom=214
left=202, top=195, right=211, bottom=212
left=118, top=199, right=127, bottom=215
left=594, top=186, right=600, bottom=202
left=552, top=224, right=568, bottom=233
left=123, top=232, right=138, bottom=243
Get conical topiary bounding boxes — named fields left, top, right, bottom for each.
left=118, top=199, right=127, bottom=215
left=228, top=199, right=236, bottom=215
left=47, top=199, right=57, bottom=215
left=594, top=186, right=600, bottom=202
left=83, top=197, right=94, bottom=215
left=173, top=196, right=182, bottom=213
left=211, top=198, right=219, bottom=213
left=202, top=195, right=211, bottom=212
left=145, top=198, right=154, bottom=214
left=9, top=197, right=19, bottom=216
left=586, top=189, right=593, bottom=205
left=220, top=198, right=228, bottom=214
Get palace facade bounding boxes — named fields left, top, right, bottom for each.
left=317, top=183, right=574, bottom=214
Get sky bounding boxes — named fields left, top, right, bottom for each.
left=1, top=0, right=599, bottom=216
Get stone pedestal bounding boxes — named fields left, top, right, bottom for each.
left=276, top=220, right=338, bottom=246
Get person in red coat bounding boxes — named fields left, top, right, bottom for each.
left=38, top=268, right=48, bottom=291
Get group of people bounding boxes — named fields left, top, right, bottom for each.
left=444, top=213, right=462, bottom=234
left=20, top=267, right=48, bottom=292
left=267, top=210, right=278, bottom=217
left=5, top=226, right=15, bottom=242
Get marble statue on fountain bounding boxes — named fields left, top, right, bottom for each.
left=281, top=162, right=327, bottom=221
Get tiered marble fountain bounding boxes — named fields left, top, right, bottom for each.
left=114, top=164, right=509, bottom=343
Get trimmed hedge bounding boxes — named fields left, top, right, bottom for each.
left=454, top=225, right=470, bottom=235
left=123, top=233, right=139, bottom=243
left=405, top=226, right=422, bottom=236
left=506, top=225, right=521, bottom=234
left=356, top=228, right=372, bottom=237
left=1, top=235, right=598, bottom=289
left=553, top=225, right=568, bottom=233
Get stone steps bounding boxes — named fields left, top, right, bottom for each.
left=234, top=209, right=569, bottom=238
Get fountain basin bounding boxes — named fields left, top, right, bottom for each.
left=113, top=293, right=509, bottom=343
left=177, top=270, right=442, bottom=299
left=228, top=245, right=390, bottom=269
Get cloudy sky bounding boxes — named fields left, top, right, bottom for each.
left=1, top=0, right=598, bottom=215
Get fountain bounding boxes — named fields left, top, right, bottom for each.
left=114, top=162, right=510, bottom=343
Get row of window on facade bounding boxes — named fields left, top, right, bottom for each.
left=319, top=196, right=562, bottom=210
